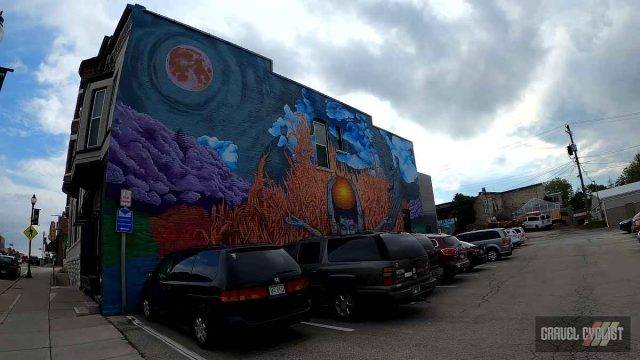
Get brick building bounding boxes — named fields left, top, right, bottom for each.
left=474, top=183, right=546, bottom=225
left=61, top=5, right=433, bottom=315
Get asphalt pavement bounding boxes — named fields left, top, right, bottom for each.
left=111, top=228, right=640, bottom=359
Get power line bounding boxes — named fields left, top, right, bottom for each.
left=453, top=161, right=574, bottom=194
left=581, top=144, right=640, bottom=158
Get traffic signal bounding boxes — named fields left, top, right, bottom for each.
left=32, top=208, right=40, bottom=225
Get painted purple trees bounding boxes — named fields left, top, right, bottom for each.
left=107, top=102, right=249, bottom=210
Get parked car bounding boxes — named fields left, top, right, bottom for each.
left=423, top=234, right=470, bottom=280
left=632, top=212, right=640, bottom=233
left=285, top=232, right=436, bottom=320
left=456, top=229, right=512, bottom=262
left=410, top=233, right=444, bottom=282
left=523, top=213, right=552, bottom=230
left=459, top=241, right=487, bottom=270
left=509, top=227, right=527, bottom=246
left=142, top=245, right=311, bottom=348
left=619, top=219, right=633, bottom=233
left=505, top=228, right=523, bottom=247
left=0, top=255, right=20, bottom=279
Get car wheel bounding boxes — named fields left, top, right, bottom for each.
left=193, top=310, right=214, bottom=348
left=487, top=249, right=500, bottom=262
left=142, top=297, right=154, bottom=321
left=333, top=292, right=356, bottom=321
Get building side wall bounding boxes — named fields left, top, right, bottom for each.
left=418, top=173, right=437, bottom=232
left=99, top=7, right=425, bottom=314
left=501, top=184, right=546, bottom=217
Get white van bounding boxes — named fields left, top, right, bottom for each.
left=523, top=213, right=552, bottom=230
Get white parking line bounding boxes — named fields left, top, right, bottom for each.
left=0, top=294, right=21, bottom=324
left=300, top=321, right=355, bottom=332
left=479, top=265, right=497, bottom=268
left=127, top=316, right=208, bottom=360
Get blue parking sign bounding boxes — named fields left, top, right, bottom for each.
left=116, top=207, right=133, bottom=233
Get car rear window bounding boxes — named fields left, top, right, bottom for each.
left=429, top=235, right=459, bottom=247
left=0, top=257, right=13, bottom=265
left=327, top=236, right=382, bottom=262
left=380, top=234, right=427, bottom=259
left=191, top=250, right=220, bottom=282
left=226, top=248, right=299, bottom=287
left=412, top=234, right=435, bottom=251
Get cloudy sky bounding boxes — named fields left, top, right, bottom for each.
left=1, top=0, right=639, bottom=252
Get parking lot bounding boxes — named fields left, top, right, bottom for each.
left=109, top=228, right=640, bottom=359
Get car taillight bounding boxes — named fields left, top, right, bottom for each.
left=440, top=247, right=457, bottom=256
left=383, top=266, right=394, bottom=286
left=286, top=277, right=309, bottom=293
left=502, top=237, right=511, bottom=246
left=220, top=286, right=268, bottom=302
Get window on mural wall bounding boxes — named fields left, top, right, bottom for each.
left=313, top=120, right=329, bottom=168
left=87, top=88, right=106, bottom=148
left=336, top=126, right=345, bottom=151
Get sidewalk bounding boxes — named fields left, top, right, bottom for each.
left=0, top=266, right=144, bottom=360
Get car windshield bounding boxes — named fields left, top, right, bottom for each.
left=380, top=234, right=427, bottom=259
left=0, top=257, right=13, bottom=265
left=226, top=248, right=299, bottom=288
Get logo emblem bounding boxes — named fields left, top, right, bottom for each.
left=274, top=277, right=280, bottom=284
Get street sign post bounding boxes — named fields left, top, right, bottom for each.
left=120, top=189, right=132, bottom=208
left=116, top=205, right=133, bottom=313
left=23, top=225, right=38, bottom=241
left=116, top=208, right=133, bottom=233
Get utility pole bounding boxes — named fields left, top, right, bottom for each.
left=565, top=124, right=589, bottom=218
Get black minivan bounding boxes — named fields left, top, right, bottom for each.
left=285, top=232, right=436, bottom=320
left=142, top=245, right=311, bottom=347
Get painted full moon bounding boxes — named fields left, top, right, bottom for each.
left=165, top=45, right=213, bottom=91
left=332, top=176, right=356, bottom=210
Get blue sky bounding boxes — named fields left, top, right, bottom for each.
left=1, top=0, right=640, bottom=253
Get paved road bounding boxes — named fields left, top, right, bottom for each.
left=112, top=228, right=640, bottom=359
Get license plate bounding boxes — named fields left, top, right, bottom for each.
left=412, top=285, right=420, bottom=294
left=268, top=284, right=285, bottom=296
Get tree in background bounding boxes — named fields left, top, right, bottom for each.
left=451, top=193, right=476, bottom=232
left=545, top=177, right=573, bottom=205
left=616, top=153, right=640, bottom=186
left=587, top=183, right=607, bottom=193
left=569, top=191, right=586, bottom=210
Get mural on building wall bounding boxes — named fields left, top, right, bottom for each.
left=99, top=8, right=426, bottom=314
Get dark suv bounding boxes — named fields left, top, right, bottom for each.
left=142, top=245, right=311, bottom=347
left=409, top=233, right=443, bottom=283
left=285, top=232, right=436, bottom=320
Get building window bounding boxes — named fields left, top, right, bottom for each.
left=336, top=126, right=345, bottom=151
left=313, top=120, right=329, bottom=168
left=86, top=88, right=106, bottom=148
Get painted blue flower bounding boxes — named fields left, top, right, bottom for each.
left=381, top=130, right=418, bottom=183
left=196, top=135, right=239, bottom=170
left=326, top=102, right=379, bottom=170
left=268, top=104, right=300, bottom=154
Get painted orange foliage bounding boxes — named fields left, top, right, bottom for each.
left=150, top=113, right=407, bottom=254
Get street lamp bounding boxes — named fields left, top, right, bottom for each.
left=26, top=194, right=36, bottom=278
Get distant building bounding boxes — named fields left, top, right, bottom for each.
left=474, top=183, right=546, bottom=225
left=435, top=201, right=457, bottom=234
left=418, top=173, right=438, bottom=233
left=591, top=181, right=640, bottom=227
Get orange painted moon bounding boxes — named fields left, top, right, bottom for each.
left=166, top=45, right=213, bottom=91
